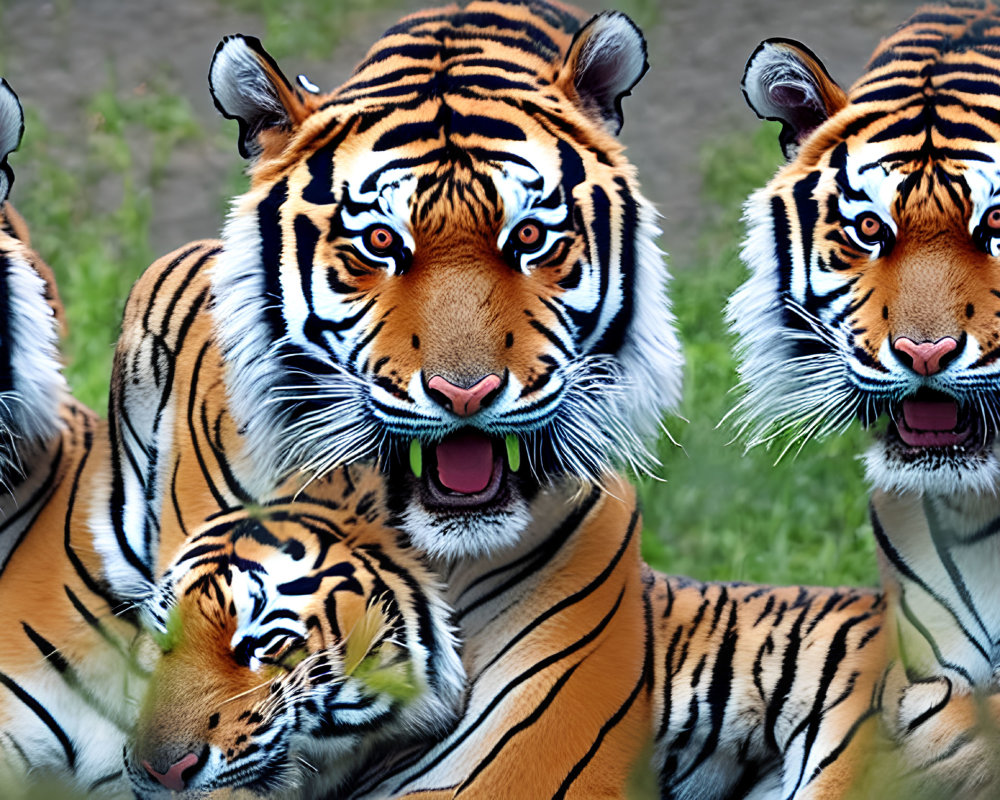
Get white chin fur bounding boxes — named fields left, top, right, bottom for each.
left=863, top=440, right=1000, bottom=497
left=400, top=497, right=533, bottom=561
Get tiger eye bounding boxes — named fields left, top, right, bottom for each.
left=858, top=214, right=883, bottom=240
left=368, top=226, right=396, bottom=252
left=986, top=206, right=1000, bottom=232
left=514, top=220, right=542, bottom=249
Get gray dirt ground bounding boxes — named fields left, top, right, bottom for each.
left=0, top=0, right=918, bottom=267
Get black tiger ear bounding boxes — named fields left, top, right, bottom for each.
left=209, top=35, right=308, bottom=159
left=559, top=11, right=648, bottom=135
left=742, top=38, right=847, bottom=160
left=0, top=80, right=24, bottom=203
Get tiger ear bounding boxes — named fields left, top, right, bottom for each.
left=209, top=35, right=309, bottom=159
left=0, top=80, right=24, bottom=203
left=558, top=11, right=648, bottom=135
left=742, top=38, right=847, bottom=160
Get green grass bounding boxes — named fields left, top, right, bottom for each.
left=221, top=0, right=409, bottom=60
left=638, top=123, right=878, bottom=589
left=12, top=77, right=202, bottom=412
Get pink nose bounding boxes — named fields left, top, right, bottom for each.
left=143, top=752, right=199, bottom=791
left=892, top=336, right=959, bottom=376
left=427, top=374, right=502, bottom=417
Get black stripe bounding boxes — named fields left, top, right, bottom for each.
left=0, top=670, right=75, bottom=767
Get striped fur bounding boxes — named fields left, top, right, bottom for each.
left=106, top=4, right=679, bottom=795
left=201, top=1, right=681, bottom=560
left=105, top=6, right=923, bottom=798
left=124, top=480, right=463, bottom=799
left=732, top=4, right=1000, bottom=795
left=0, top=79, right=67, bottom=498
left=0, top=83, right=140, bottom=796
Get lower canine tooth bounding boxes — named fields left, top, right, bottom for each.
left=409, top=439, right=422, bottom=478
left=505, top=434, right=520, bottom=472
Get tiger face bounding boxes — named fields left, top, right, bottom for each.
left=126, top=498, right=463, bottom=798
left=0, top=80, right=66, bottom=480
left=207, top=2, right=681, bottom=558
left=732, top=9, right=1000, bottom=496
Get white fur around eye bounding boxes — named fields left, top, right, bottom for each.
left=498, top=204, right=569, bottom=270
left=838, top=193, right=895, bottom=258
left=339, top=208, right=411, bottom=274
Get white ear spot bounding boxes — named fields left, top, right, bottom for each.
left=563, top=11, right=648, bottom=135
left=297, top=74, right=320, bottom=94
left=0, top=80, right=24, bottom=202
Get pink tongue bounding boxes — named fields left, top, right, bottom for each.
left=899, top=399, right=964, bottom=447
left=435, top=432, right=495, bottom=494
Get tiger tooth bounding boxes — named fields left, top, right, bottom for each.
left=409, top=440, right=422, bottom=478
left=505, top=434, right=520, bottom=472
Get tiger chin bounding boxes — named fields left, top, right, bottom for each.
left=731, top=30, right=1000, bottom=502
left=203, top=9, right=681, bottom=560
left=124, top=493, right=464, bottom=799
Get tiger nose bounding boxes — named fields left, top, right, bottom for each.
left=426, top=374, right=502, bottom=416
left=142, top=751, right=200, bottom=791
left=891, top=335, right=960, bottom=376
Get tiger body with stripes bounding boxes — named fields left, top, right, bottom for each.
left=0, top=92, right=461, bottom=800
left=108, top=3, right=671, bottom=789
left=0, top=80, right=78, bottom=571
left=114, top=235, right=892, bottom=799
left=0, top=79, right=140, bottom=794
left=733, top=3, right=1000, bottom=794
left=105, top=6, right=911, bottom=798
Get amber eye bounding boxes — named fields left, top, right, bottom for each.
left=856, top=212, right=885, bottom=244
left=366, top=225, right=397, bottom=254
left=985, top=205, right=1000, bottom=233
left=512, top=219, right=545, bottom=252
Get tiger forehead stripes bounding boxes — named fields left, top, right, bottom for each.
left=208, top=0, right=681, bottom=558
left=732, top=3, right=1000, bottom=496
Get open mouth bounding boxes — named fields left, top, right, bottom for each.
left=886, top=389, right=987, bottom=452
left=407, top=429, right=524, bottom=511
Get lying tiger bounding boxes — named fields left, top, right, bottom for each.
left=733, top=2, right=1000, bottom=795
left=0, top=85, right=462, bottom=800
left=107, top=5, right=905, bottom=798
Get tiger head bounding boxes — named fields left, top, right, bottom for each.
left=0, top=79, right=67, bottom=480
left=206, top=1, right=681, bottom=559
left=731, top=5, right=1000, bottom=496
left=126, top=491, right=463, bottom=798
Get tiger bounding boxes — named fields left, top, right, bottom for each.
left=104, top=3, right=679, bottom=795
left=0, top=92, right=457, bottom=800
left=105, top=6, right=907, bottom=798
left=124, top=474, right=463, bottom=799
left=0, top=79, right=75, bottom=570
left=731, top=2, right=1000, bottom=794
left=0, top=80, right=141, bottom=796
